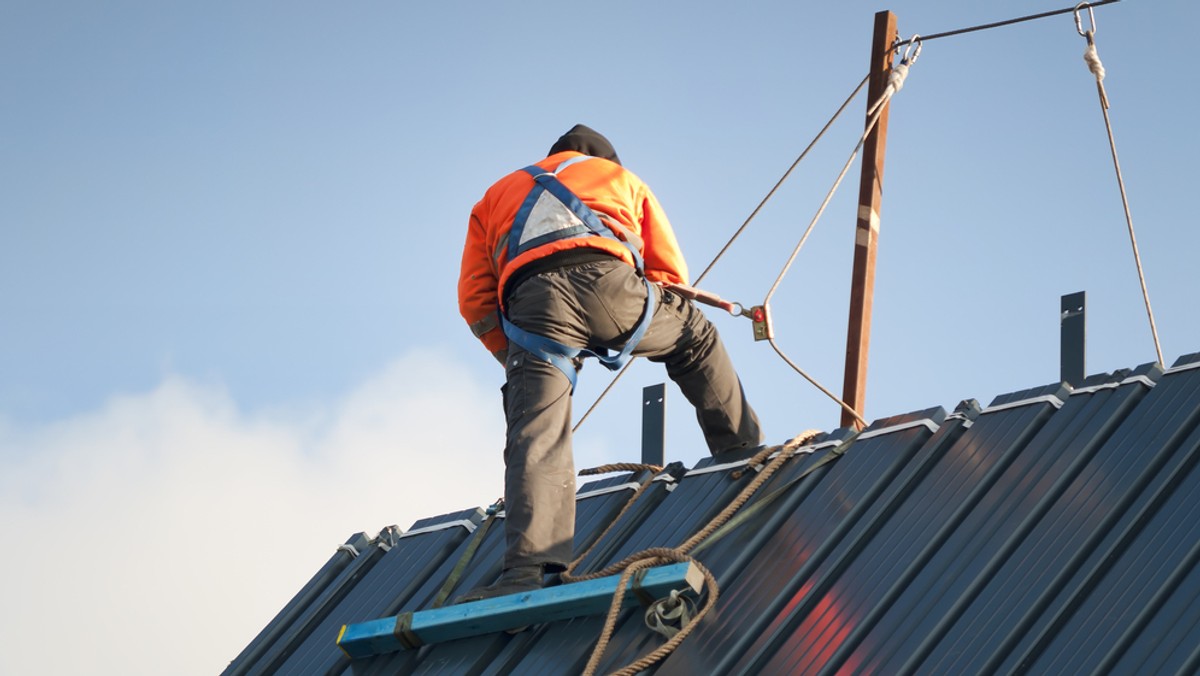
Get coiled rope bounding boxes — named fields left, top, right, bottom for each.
left=565, top=430, right=822, bottom=675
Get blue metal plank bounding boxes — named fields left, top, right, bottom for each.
left=337, top=561, right=703, bottom=659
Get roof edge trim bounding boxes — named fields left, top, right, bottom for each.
left=1070, top=374, right=1157, bottom=395
left=684, top=459, right=754, bottom=477
left=1165, top=360, right=1200, bottom=375
left=399, top=519, right=477, bottom=539
left=858, top=419, right=939, bottom=440
left=576, top=481, right=645, bottom=500
left=683, top=439, right=844, bottom=478
left=981, top=393, right=1064, bottom=415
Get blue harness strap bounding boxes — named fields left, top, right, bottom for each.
left=500, top=159, right=656, bottom=390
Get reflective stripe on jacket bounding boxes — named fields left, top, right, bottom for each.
left=458, top=151, right=688, bottom=356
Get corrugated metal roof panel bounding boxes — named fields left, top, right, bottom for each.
left=927, top=359, right=1199, bottom=675
left=222, top=531, right=377, bottom=676
left=859, top=365, right=1161, bottom=674
left=226, top=353, right=1200, bottom=676
left=752, top=386, right=1069, bottom=675
left=654, top=410, right=950, bottom=675
left=278, top=508, right=482, bottom=675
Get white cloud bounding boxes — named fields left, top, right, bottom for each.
left=0, top=348, right=505, bottom=676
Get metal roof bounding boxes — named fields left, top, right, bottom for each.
left=224, top=352, right=1200, bottom=675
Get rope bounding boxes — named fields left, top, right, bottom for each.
left=752, top=46, right=917, bottom=428
left=763, top=76, right=895, bottom=306
left=568, top=465, right=665, bottom=575
left=571, top=76, right=872, bottom=435
left=566, top=430, right=822, bottom=675
left=580, top=463, right=663, bottom=476
left=769, top=338, right=868, bottom=428
left=1074, top=6, right=1164, bottom=366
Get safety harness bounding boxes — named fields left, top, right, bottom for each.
left=499, top=155, right=656, bottom=390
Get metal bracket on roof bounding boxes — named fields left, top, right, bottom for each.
left=653, top=474, right=679, bottom=492
left=336, top=544, right=360, bottom=559
left=857, top=418, right=939, bottom=440
left=399, top=519, right=478, bottom=539
left=1061, top=291, right=1086, bottom=387
left=942, top=411, right=975, bottom=428
left=576, top=481, right=644, bottom=501
left=981, top=394, right=1065, bottom=415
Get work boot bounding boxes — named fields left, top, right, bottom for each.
left=453, top=564, right=544, bottom=604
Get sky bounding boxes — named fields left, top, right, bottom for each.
left=1, top=1, right=1195, bottom=673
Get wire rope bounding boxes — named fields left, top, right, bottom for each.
left=896, top=0, right=1121, bottom=46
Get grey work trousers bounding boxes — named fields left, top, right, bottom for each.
left=501, top=257, right=763, bottom=571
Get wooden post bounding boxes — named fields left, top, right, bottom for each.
left=841, top=10, right=897, bottom=430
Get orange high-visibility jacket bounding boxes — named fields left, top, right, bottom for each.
left=458, top=151, right=689, bottom=358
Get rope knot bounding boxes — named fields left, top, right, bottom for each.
left=1083, top=42, right=1105, bottom=81
left=887, top=62, right=910, bottom=95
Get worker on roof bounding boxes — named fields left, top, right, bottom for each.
left=456, top=124, right=763, bottom=601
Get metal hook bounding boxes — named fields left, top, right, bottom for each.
left=1074, top=2, right=1097, bottom=38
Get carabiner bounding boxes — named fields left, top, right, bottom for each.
left=900, top=34, right=922, bottom=65
left=1074, top=2, right=1097, bottom=39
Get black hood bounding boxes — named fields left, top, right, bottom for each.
left=548, top=124, right=621, bottom=165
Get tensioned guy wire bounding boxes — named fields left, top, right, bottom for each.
left=573, top=0, right=1129, bottom=434
left=693, top=74, right=871, bottom=287
left=1074, top=2, right=1163, bottom=366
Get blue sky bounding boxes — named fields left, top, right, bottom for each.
left=2, top=1, right=1195, bottom=673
